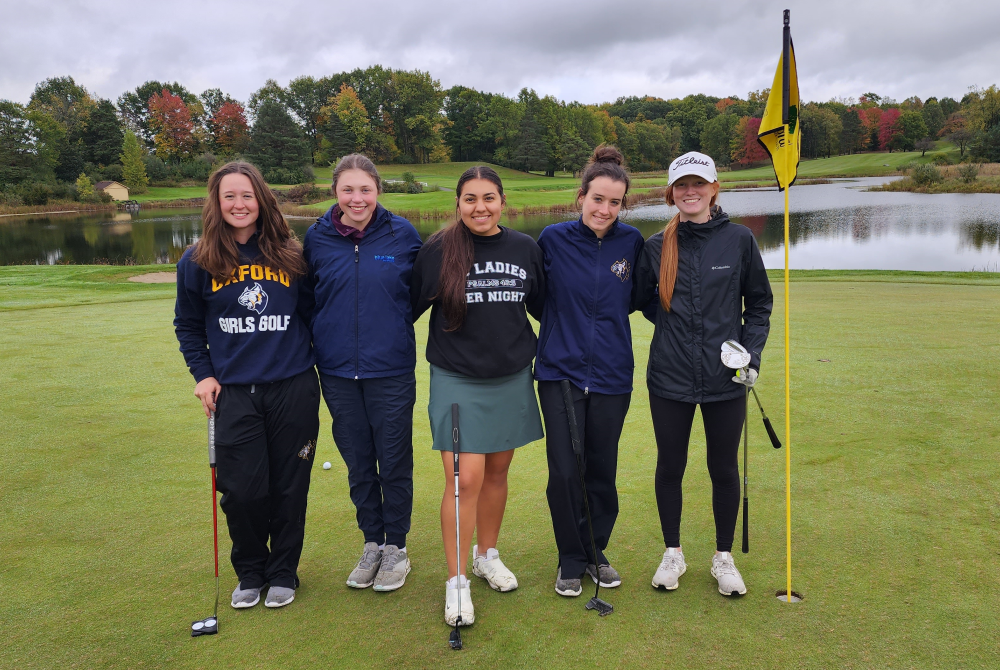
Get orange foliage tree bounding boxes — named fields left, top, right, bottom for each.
left=731, top=117, right=767, bottom=166
left=210, top=101, right=249, bottom=156
left=148, top=88, right=195, bottom=162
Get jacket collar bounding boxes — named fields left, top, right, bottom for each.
left=573, top=217, right=620, bottom=241
left=317, top=204, right=392, bottom=240
left=678, top=207, right=729, bottom=234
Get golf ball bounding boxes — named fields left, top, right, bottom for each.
left=323, top=461, right=332, bottom=470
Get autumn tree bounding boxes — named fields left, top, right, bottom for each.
left=209, top=101, right=250, bottom=157
left=118, top=81, right=197, bottom=147
left=939, top=112, right=972, bottom=157
left=878, top=108, right=902, bottom=151
left=316, top=85, right=371, bottom=164
left=148, top=89, right=196, bottom=162
left=856, top=107, right=882, bottom=150
left=731, top=117, right=767, bottom=166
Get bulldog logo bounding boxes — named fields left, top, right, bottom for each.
left=238, top=282, right=268, bottom=314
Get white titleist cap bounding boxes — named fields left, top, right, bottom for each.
left=668, top=152, right=718, bottom=187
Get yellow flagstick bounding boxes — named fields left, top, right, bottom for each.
left=756, top=8, right=799, bottom=603
left=783, top=124, right=792, bottom=604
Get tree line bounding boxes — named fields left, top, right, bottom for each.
left=3, top=67, right=1000, bottom=207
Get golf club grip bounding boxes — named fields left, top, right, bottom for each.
left=208, top=411, right=216, bottom=467
left=560, top=380, right=583, bottom=456
left=762, top=416, right=781, bottom=449
left=742, top=497, right=749, bottom=553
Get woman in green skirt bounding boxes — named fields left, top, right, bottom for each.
left=411, top=166, right=545, bottom=627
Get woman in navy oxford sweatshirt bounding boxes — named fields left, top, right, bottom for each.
left=175, top=161, right=319, bottom=611
left=534, top=146, right=644, bottom=598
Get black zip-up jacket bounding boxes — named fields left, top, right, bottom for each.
left=632, top=208, right=772, bottom=403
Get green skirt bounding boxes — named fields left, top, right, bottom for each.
left=428, top=364, right=544, bottom=453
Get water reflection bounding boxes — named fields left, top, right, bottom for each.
left=2, top=177, right=1000, bottom=271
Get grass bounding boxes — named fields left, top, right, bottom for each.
left=2, top=266, right=999, bottom=668
left=871, top=163, right=1000, bottom=194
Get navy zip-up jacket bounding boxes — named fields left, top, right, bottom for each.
left=535, top=218, right=645, bottom=395
left=174, top=233, right=315, bottom=385
left=302, top=204, right=422, bottom=379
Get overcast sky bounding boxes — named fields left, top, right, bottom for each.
left=2, top=0, right=998, bottom=106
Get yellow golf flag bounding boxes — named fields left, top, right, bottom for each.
left=757, top=40, right=800, bottom=190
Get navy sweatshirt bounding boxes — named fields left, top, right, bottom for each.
left=174, top=233, right=315, bottom=385
left=535, top=219, right=645, bottom=395
left=302, top=204, right=422, bottom=379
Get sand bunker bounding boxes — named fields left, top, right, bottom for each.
left=128, top=272, right=177, bottom=284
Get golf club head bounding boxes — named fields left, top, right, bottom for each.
left=721, top=340, right=751, bottom=370
left=191, top=616, right=218, bottom=637
left=585, top=597, right=614, bottom=617
left=449, top=627, right=463, bottom=650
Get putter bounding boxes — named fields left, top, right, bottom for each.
left=560, top=380, right=613, bottom=617
left=191, top=411, right=220, bottom=637
left=448, top=403, right=463, bottom=650
left=721, top=341, right=752, bottom=554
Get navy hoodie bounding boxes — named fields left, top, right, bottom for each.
left=302, top=204, right=422, bottom=379
left=535, top=218, right=645, bottom=395
left=174, top=233, right=315, bottom=385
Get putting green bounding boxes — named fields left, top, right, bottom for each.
left=1, top=267, right=998, bottom=668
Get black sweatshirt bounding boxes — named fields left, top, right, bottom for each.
left=411, top=226, right=545, bottom=379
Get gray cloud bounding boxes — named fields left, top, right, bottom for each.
left=1, top=0, right=997, bottom=105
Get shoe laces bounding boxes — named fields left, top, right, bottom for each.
left=659, top=553, right=683, bottom=572
left=714, top=555, right=739, bottom=577
left=358, top=546, right=380, bottom=570
left=381, top=549, right=400, bottom=571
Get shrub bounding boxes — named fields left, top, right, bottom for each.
left=911, top=164, right=943, bottom=186
left=179, top=159, right=212, bottom=181
left=263, top=167, right=311, bottom=185
left=24, top=183, right=52, bottom=206
left=932, top=153, right=954, bottom=166
left=271, top=183, right=327, bottom=205
left=142, top=155, right=169, bottom=181
left=381, top=180, right=407, bottom=193
left=957, top=163, right=979, bottom=183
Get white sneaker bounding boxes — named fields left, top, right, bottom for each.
left=652, top=547, right=687, bottom=590
left=444, top=576, right=474, bottom=626
left=472, top=545, right=518, bottom=592
left=711, top=552, right=747, bottom=596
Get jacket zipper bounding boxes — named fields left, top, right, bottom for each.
left=585, top=239, right=602, bottom=395
left=354, top=243, right=360, bottom=380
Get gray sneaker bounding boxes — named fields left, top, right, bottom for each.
left=231, top=583, right=261, bottom=609
left=264, top=586, right=295, bottom=608
left=346, top=542, right=382, bottom=588
left=586, top=563, right=622, bottom=588
left=555, top=567, right=582, bottom=597
left=372, top=545, right=411, bottom=592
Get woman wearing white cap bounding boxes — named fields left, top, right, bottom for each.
left=632, top=152, right=772, bottom=597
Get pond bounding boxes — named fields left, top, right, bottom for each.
left=2, top=178, right=1000, bottom=271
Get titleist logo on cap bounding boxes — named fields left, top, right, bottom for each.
left=673, top=156, right=712, bottom=168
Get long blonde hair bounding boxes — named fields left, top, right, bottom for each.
left=657, top=182, right=720, bottom=311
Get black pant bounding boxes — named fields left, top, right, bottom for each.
left=538, top=381, right=631, bottom=579
left=319, top=372, right=415, bottom=548
left=214, top=369, right=320, bottom=590
left=650, top=392, right=744, bottom=553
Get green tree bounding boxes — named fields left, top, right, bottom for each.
left=28, top=76, right=95, bottom=182
left=316, top=85, right=370, bottom=164
left=700, top=113, right=739, bottom=166
left=511, top=112, right=547, bottom=172
left=0, top=100, right=45, bottom=186
left=921, top=99, right=945, bottom=138
left=120, top=130, right=149, bottom=194
left=83, top=99, right=124, bottom=166
left=75, top=172, right=94, bottom=200
left=897, top=110, right=928, bottom=151
left=800, top=104, right=843, bottom=158
left=443, top=86, right=494, bottom=161
left=246, top=100, right=311, bottom=173
left=284, top=75, right=344, bottom=156
left=558, top=132, right=591, bottom=175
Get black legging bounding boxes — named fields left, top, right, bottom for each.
left=650, top=393, right=745, bottom=552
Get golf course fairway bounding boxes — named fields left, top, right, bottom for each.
left=1, top=266, right=998, bottom=669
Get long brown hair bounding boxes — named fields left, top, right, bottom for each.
left=578, top=144, right=630, bottom=208
left=193, top=161, right=307, bottom=283
left=658, top=181, right=720, bottom=311
left=429, top=165, right=506, bottom=331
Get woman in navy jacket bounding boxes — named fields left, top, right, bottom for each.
left=302, top=154, right=422, bottom=593
left=535, top=146, right=644, bottom=597
left=175, top=161, right=319, bottom=610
